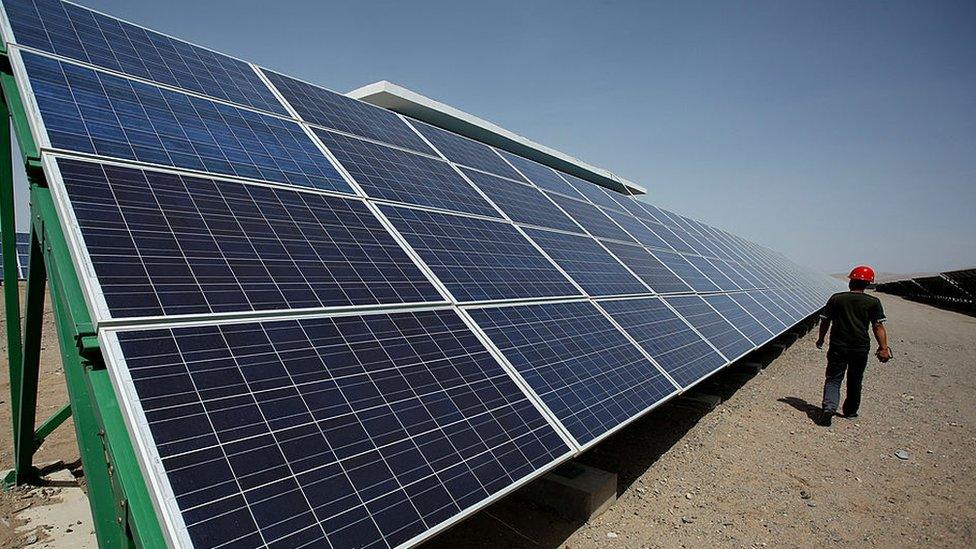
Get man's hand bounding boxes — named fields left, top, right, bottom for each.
left=815, top=337, right=825, bottom=349
left=876, top=346, right=892, bottom=363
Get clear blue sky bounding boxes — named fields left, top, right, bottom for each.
left=14, top=0, right=976, bottom=274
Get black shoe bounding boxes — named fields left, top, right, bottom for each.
left=841, top=412, right=858, bottom=419
left=817, top=410, right=833, bottom=426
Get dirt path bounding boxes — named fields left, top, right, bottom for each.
left=1, top=289, right=973, bottom=548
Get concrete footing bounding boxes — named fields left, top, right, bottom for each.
left=521, top=461, right=617, bottom=521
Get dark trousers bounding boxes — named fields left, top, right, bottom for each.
left=821, top=347, right=869, bottom=415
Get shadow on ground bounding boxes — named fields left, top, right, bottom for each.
left=777, top=396, right=822, bottom=424
left=423, top=322, right=815, bottom=548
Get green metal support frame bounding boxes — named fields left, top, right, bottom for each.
left=1, top=44, right=167, bottom=548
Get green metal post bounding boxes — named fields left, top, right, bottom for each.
left=1, top=91, right=26, bottom=460
left=11, top=229, right=45, bottom=481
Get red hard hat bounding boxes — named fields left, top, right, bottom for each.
left=849, top=265, right=875, bottom=283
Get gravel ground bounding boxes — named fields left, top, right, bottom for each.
left=2, top=288, right=974, bottom=548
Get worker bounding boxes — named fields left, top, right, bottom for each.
left=814, top=265, right=891, bottom=426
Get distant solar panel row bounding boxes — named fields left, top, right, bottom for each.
left=0, top=231, right=30, bottom=280
left=0, top=1, right=843, bottom=548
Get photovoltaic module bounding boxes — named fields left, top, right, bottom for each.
left=0, top=0, right=841, bottom=546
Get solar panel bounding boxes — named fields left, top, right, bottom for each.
left=458, top=168, right=582, bottom=234
left=3, top=0, right=290, bottom=115
left=0, top=231, right=28, bottom=280
left=261, top=69, right=436, bottom=156
left=0, top=3, right=842, bottom=546
left=600, top=241, right=693, bottom=294
left=547, top=194, right=636, bottom=244
left=716, top=259, right=757, bottom=290
left=496, top=151, right=585, bottom=198
left=608, top=194, right=656, bottom=220
left=663, top=295, right=753, bottom=361
left=702, top=293, right=774, bottom=346
left=559, top=172, right=626, bottom=212
left=729, top=292, right=788, bottom=334
left=56, top=158, right=444, bottom=318
left=633, top=201, right=666, bottom=224
left=598, top=297, right=727, bottom=387
left=21, top=52, right=352, bottom=194
left=773, top=288, right=810, bottom=319
left=109, top=309, right=571, bottom=548
left=15, top=233, right=29, bottom=279
left=650, top=223, right=697, bottom=254
left=379, top=205, right=581, bottom=302
left=602, top=209, right=674, bottom=250
left=764, top=289, right=802, bottom=321
left=467, top=301, right=678, bottom=446
left=685, top=255, right=739, bottom=291
left=407, top=120, right=527, bottom=182
left=651, top=250, right=720, bottom=292
left=750, top=288, right=793, bottom=321
left=522, top=228, right=648, bottom=297
left=312, top=129, right=499, bottom=218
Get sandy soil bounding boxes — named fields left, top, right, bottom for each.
left=0, top=283, right=92, bottom=548
left=1, top=288, right=973, bottom=548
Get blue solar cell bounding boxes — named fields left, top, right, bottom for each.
left=681, top=222, right=728, bottom=259
left=602, top=209, right=674, bottom=250
left=547, top=194, right=636, bottom=243
left=651, top=206, right=684, bottom=229
left=601, top=241, right=692, bottom=294
left=598, top=297, right=727, bottom=387
left=21, top=52, right=351, bottom=193
left=468, top=301, right=677, bottom=446
left=651, top=250, right=720, bottom=292
left=3, top=0, right=289, bottom=115
left=313, top=129, right=500, bottom=218
left=559, top=172, right=626, bottom=211
left=729, top=292, right=788, bottom=333
left=664, top=295, right=754, bottom=360
left=685, top=255, right=739, bottom=291
left=261, top=69, right=436, bottom=155
left=648, top=223, right=696, bottom=254
left=716, top=259, right=756, bottom=290
left=16, top=238, right=29, bottom=279
left=496, top=151, right=585, bottom=198
left=522, top=228, right=647, bottom=297
left=0, top=232, right=29, bottom=280
left=380, top=205, right=581, bottom=302
left=408, top=121, right=528, bottom=182
left=459, top=168, right=582, bottom=234
left=772, top=288, right=809, bottom=319
left=703, top=293, right=774, bottom=346
left=751, top=289, right=794, bottom=321
left=635, top=202, right=668, bottom=224
left=609, top=195, right=656, bottom=220
left=114, top=309, right=569, bottom=548
left=58, top=158, right=442, bottom=318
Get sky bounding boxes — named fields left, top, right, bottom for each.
left=10, top=0, right=976, bottom=274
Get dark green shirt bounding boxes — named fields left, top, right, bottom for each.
left=820, top=291, right=886, bottom=351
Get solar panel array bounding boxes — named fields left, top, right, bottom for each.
left=877, top=269, right=975, bottom=315
left=0, top=231, right=30, bottom=280
left=0, top=1, right=842, bottom=546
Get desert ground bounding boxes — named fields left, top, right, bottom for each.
left=1, top=287, right=974, bottom=548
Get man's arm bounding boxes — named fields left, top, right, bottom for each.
left=873, top=321, right=891, bottom=361
left=816, top=318, right=830, bottom=349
